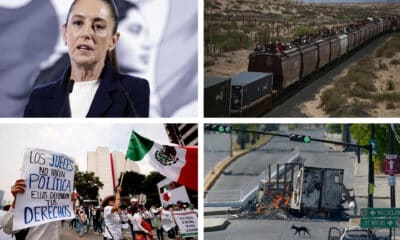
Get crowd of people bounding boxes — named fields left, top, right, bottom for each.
left=65, top=198, right=197, bottom=240
left=0, top=180, right=198, bottom=240
left=253, top=18, right=380, bottom=55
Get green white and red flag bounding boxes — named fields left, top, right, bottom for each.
left=126, top=131, right=198, bottom=191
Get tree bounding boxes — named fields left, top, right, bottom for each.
left=74, top=166, right=104, bottom=200
left=350, top=124, right=400, bottom=163
left=142, top=172, right=166, bottom=206
left=119, top=171, right=146, bottom=196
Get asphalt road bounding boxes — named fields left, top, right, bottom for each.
left=264, top=32, right=400, bottom=117
left=205, top=219, right=348, bottom=240
left=205, top=128, right=352, bottom=203
left=205, top=127, right=371, bottom=239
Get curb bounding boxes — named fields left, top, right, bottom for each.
left=204, top=218, right=230, bottom=232
left=204, top=207, right=241, bottom=216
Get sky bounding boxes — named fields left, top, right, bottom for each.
left=0, top=123, right=170, bottom=203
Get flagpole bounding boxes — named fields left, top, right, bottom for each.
left=119, top=157, right=128, bottom=187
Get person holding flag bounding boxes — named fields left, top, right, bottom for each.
left=102, top=186, right=123, bottom=240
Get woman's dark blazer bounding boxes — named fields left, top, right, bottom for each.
left=24, top=61, right=149, bottom=117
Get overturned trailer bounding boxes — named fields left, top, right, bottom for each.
left=257, top=164, right=355, bottom=216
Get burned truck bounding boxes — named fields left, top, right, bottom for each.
left=256, top=164, right=356, bottom=217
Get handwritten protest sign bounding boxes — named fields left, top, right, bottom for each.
left=173, top=211, right=197, bottom=237
left=157, top=178, right=190, bottom=206
left=13, top=148, right=75, bottom=231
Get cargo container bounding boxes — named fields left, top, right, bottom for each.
left=230, top=72, right=273, bottom=110
left=204, top=76, right=231, bottom=117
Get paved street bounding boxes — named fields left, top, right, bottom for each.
left=60, top=224, right=132, bottom=240
left=205, top=126, right=400, bottom=239
left=206, top=128, right=352, bottom=203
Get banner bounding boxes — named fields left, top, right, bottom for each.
left=157, top=178, right=190, bottom=206
left=173, top=211, right=198, bottom=237
left=13, top=148, right=75, bottom=231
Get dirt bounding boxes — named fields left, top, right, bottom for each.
left=300, top=51, right=400, bottom=117
left=205, top=50, right=252, bottom=77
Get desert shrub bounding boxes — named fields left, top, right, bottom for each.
left=390, top=59, right=400, bottom=65
left=387, top=80, right=395, bottom=91
left=319, top=88, right=347, bottom=114
left=335, top=99, right=371, bottom=117
left=386, top=102, right=396, bottom=109
left=372, top=92, right=400, bottom=102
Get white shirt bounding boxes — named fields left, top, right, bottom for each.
left=69, top=80, right=100, bottom=117
left=128, top=212, right=148, bottom=233
left=160, top=210, right=176, bottom=232
left=0, top=208, right=60, bottom=240
left=0, top=210, right=15, bottom=240
left=103, top=206, right=122, bottom=240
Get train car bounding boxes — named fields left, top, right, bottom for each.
left=248, top=48, right=301, bottom=91
left=378, top=19, right=384, bottom=34
left=316, top=39, right=331, bottom=68
left=339, top=34, right=348, bottom=56
left=230, top=72, right=273, bottom=116
left=347, top=31, right=355, bottom=52
left=353, top=29, right=361, bottom=48
left=299, top=44, right=318, bottom=80
left=359, top=26, right=366, bottom=45
left=329, top=37, right=341, bottom=62
left=231, top=72, right=273, bottom=108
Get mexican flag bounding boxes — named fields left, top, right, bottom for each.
left=126, top=131, right=198, bottom=191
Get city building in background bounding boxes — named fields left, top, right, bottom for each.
left=87, top=147, right=141, bottom=200
left=165, top=124, right=198, bottom=146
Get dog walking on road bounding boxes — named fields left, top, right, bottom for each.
left=291, top=225, right=312, bottom=237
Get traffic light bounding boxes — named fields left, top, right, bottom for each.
left=289, top=134, right=311, bottom=143
left=204, top=124, right=231, bottom=133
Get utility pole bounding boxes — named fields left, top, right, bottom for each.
left=368, top=125, right=375, bottom=208
left=230, top=124, right=233, bottom=157
left=389, top=126, right=396, bottom=240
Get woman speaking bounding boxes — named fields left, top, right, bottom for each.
left=24, top=0, right=149, bottom=117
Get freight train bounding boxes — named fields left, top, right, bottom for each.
left=204, top=17, right=400, bottom=117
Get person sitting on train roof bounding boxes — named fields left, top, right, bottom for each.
left=254, top=43, right=263, bottom=53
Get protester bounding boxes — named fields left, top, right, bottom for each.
left=102, top=186, right=123, bottom=240
left=150, top=206, right=164, bottom=240
left=161, top=205, right=177, bottom=239
left=93, top=206, right=103, bottom=234
left=129, top=206, right=151, bottom=240
left=78, top=208, right=88, bottom=237
left=0, top=205, right=15, bottom=240
left=0, top=179, right=77, bottom=240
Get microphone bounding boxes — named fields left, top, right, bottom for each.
left=118, top=84, right=138, bottom=117
left=67, top=79, right=74, bottom=93
left=58, top=79, right=75, bottom=117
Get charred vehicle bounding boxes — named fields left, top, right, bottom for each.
left=256, top=164, right=356, bottom=216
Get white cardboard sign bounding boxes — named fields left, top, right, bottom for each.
left=13, top=148, right=75, bottom=231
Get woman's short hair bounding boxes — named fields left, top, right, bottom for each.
left=101, top=195, right=116, bottom=208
